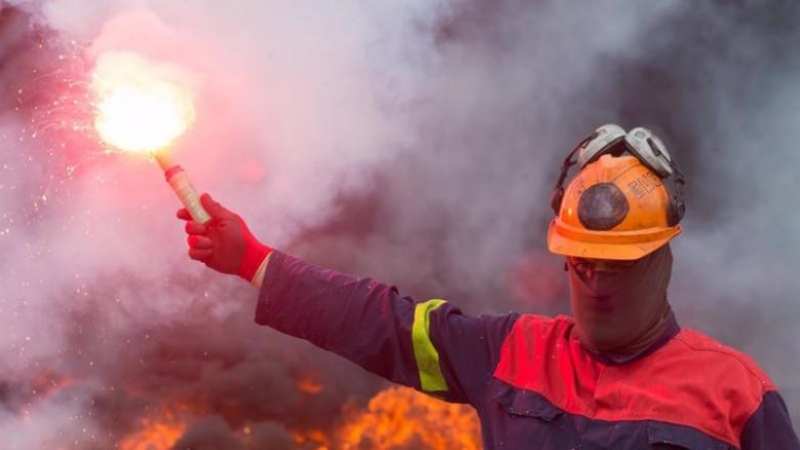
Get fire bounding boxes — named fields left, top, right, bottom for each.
left=332, top=386, right=482, bottom=450
left=90, top=51, right=196, bottom=153
left=118, top=406, right=188, bottom=450
left=116, top=386, right=481, bottom=449
left=297, top=374, right=324, bottom=395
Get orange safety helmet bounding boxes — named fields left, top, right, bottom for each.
left=547, top=124, right=685, bottom=260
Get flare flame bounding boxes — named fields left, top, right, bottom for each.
left=90, top=51, right=196, bottom=153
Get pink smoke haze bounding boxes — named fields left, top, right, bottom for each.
left=0, top=1, right=798, bottom=448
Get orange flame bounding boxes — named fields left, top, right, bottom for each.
left=297, top=375, right=324, bottom=395
left=90, top=51, right=196, bottom=153
left=118, top=387, right=481, bottom=449
left=118, top=406, right=188, bottom=450
left=328, top=386, right=482, bottom=450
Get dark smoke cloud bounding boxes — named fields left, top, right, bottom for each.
left=1, top=0, right=799, bottom=448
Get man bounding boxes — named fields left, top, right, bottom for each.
left=179, top=125, right=800, bottom=449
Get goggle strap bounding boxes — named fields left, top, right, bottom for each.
left=558, top=144, right=581, bottom=185
left=550, top=139, right=585, bottom=214
left=669, top=159, right=686, bottom=215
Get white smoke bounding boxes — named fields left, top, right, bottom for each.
left=1, top=1, right=454, bottom=447
left=1, top=0, right=799, bottom=447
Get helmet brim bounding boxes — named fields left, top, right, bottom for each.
left=547, top=219, right=682, bottom=260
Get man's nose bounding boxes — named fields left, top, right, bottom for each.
left=581, top=269, right=622, bottom=293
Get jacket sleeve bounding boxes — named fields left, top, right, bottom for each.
left=740, top=391, right=800, bottom=449
left=254, top=251, right=519, bottom=404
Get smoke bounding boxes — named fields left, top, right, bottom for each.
left=1, top=0, right=799, bottom=447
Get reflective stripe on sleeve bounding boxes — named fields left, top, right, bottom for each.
left=412, top=299, right=448, bottom=393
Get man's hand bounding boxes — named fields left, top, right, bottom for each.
left=177, top=193, right=271, bottom=283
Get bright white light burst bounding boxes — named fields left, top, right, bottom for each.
left=91, top=52, right=196, bottom=153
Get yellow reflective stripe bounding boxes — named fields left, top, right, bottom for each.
left=412, top=299, right=448, bottom=393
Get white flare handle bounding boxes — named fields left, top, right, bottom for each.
left=154, top=152, right=211, bottom=224
left=166, top=168, right=211, bottom=224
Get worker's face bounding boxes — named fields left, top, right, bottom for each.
left=567, top=245, right=672, bottom=351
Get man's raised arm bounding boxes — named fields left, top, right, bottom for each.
left=177, top=194, right=519, bottom=405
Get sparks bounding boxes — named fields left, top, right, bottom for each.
left=90, top=51, right=196, bottom=153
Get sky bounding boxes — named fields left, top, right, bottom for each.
left=1, top=0, right=799, bottom=447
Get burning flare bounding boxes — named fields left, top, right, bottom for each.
left=89, top=50, right=211, bottom=223
left=90, top=51, right=196, bottom=153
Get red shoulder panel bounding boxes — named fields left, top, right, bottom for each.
left=493, top=315, right=776, bottom=449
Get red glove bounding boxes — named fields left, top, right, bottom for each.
left=177, top=193, right=271, bottom=283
